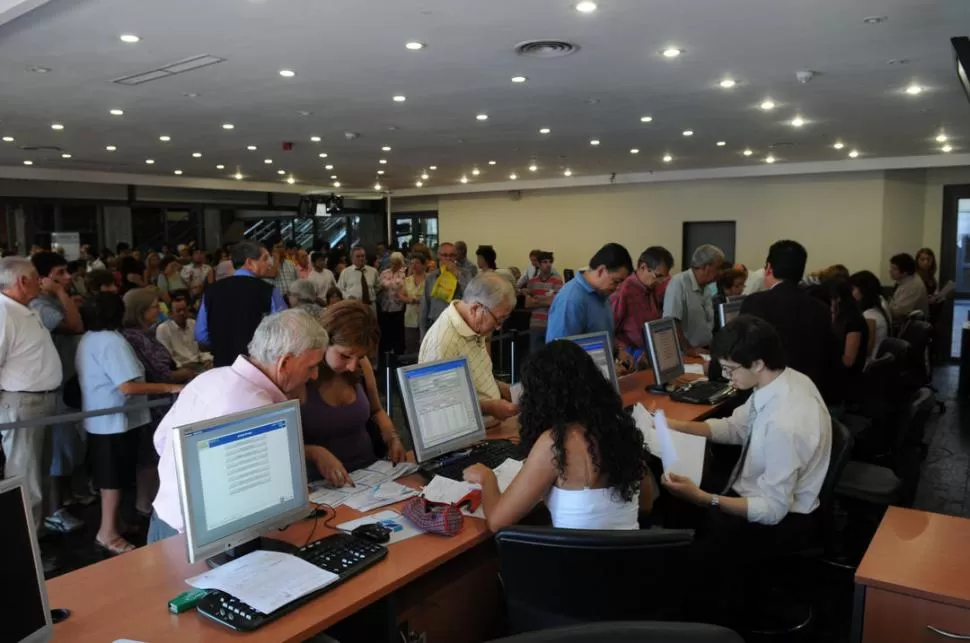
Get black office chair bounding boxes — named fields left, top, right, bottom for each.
left=494, top=526, right=694, bottom=634
left=898, top=319, right=946, bottom=414
left=487, top=622, right=744, bottom=643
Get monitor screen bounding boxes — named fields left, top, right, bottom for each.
left=0, top=481, right=51, bottom=643
left=718, top=301, right=743, bottom=328
left=174, top=401, right=308, bottom=563
left=398, top=357, right=486, bottom=463
left=562, top=332, right=619, bottom=391
left=644, top=318, right=685, bottom=386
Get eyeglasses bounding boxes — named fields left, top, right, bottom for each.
left=481, top=304, right=509, bottom=326
left=720, top=362, right=743, bottom=377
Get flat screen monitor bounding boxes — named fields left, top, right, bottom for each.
left=397, top=357, right=487, bottom=463
left=0, top=479, right=52, bottom=643
left=718, top=300, right=744, bottom=329
left=644, top=318, right=685, bottom=388
left=562, top=332, right=619, bottom=392
left=173, top=400, right=308, bottom=565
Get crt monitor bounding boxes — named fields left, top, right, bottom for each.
left=0, top=478, right=52, bottom=643
left=173, top=400, right=309, bottom=565
left=718, top=300, right=743, bottom=329
left=561, top=332, right=619, bottom=392
left=397, top=357, right=487, bottom=463
left=644, top=318, right=685, bottom=391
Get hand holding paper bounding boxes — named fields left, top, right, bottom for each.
left=653, top=409, right=706, bottom=485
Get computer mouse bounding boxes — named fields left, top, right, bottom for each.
left=352, top=523, right=392, bottom=544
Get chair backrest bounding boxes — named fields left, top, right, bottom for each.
left=899, top=320, right=934, bottom=384
left=487, top=621, right=744, bottom=643
left=494, top=526, right=694, bottom=634
left=820, top=418, right=854, bottom=513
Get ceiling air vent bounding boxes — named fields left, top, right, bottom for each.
left=18, top=145, right=62, bottom=152
left=515, top=40, right=580, bottom=58
left=113, top=54, right=226, bottom=86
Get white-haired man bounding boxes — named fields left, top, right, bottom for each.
left=148, top=308, right=328, bottom=542
left=419, top=272, right=519, bottom=426
left=662, top=244, right=725, bottom=356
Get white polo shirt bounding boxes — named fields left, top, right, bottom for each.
left=0, top=293, right=62, bottom=392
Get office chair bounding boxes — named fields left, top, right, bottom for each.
left=487, top=622, right=744, bottom=643
left=898, top=319, right=946, bottom=414
left=494, top=526, right=694, bottom=634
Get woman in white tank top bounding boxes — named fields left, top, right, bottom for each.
left=463, top=340, right=657, bottom=531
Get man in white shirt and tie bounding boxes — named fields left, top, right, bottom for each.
left=337, top=246, right=379, bottom=311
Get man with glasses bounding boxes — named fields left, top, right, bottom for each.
left=419, top=272, right=519, bottom=427
left=419, top=242, right=470, bottom=337
left=662, top=244, right=724, bottom=356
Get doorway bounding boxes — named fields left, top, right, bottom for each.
left=682, top=221, right=736, bottom=270
left=940, top=185, right=970, bottom=359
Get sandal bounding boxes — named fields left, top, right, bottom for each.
left=95, top=537, right=136, bottom=556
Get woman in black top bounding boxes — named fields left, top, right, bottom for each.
left=825, top=279, right=869, bottom=407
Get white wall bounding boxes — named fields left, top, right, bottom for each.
left=881, top=170, right=927, bottom=272
left=436, top=172, right=887, bottom=275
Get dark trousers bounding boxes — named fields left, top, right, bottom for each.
left=378, top=309, right=406, bottom=358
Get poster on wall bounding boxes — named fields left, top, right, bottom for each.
left=51, top=232, right=80, bottom=260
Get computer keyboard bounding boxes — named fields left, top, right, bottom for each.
left=422, top=439, right=525, bottom=481
left=670, top=380, right=735, bottom=405
left=196, top=533, right=387, bottom=632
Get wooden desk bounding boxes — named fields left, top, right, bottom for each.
left=855, top=507, right=970, bottom=642
left=48, top=368, right=727, bottom=643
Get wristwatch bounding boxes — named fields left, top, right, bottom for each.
left=710, top=494, right=720, bottom=508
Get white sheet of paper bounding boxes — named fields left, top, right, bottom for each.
left=700, top=353, right=712, bottom=362
left=343, top=481, right=418, bottom=513
left=308, top=483, right=356, bottom=508
left=363, top=460, right=420, bottom=480
left=421, top=475, right=480, bottom=505
left=654, top=409, right=706, bottom=485
left=337, top=510, right=425, bottom=544
left=493, top=458, right=524, bottom=493
left=510, top=383, right=524, bottom=405
left=684, top=363, right=707, bottom=375
left=631, top=403, right=660, bottom=455
left=185, top=550, right=338, bottom=615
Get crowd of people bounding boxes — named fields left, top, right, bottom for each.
left=0, top=231, right=946, bottom=585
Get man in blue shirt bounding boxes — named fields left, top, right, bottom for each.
left=546, top=243, right=633, bottom=343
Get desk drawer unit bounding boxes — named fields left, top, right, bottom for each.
left=863, top=588, right=970, bottom=643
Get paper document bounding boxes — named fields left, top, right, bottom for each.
left=421, top=475, right=480, bottom=505
left=654, top=409, right=706, bottom=485
left=363, top=460, right=420, bottom=480
left=308, top=482, right=357, bottom=508
left=493, top=458, right=524, bottom=492
left=337, top=510, right=425, bottom=544
left=631, top=403, right=660, bottom=456
left=700, top=353, right=712, bottom=362
left=186, top=550, right=338, bottom=615
left=684, top=363, right=707, bottom=376
left=510, top=383, right=524, bottom=405
left=343, top=481, right=419, bottom=513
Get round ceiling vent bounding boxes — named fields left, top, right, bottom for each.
left=515, top=40, right=580, bottom=58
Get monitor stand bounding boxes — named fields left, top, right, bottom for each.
left=206, top=536, right=299, bottom=569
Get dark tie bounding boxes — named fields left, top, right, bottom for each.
left=359, top=269, right=371, bottom=304
left=722, top=402, right=756, bottom=494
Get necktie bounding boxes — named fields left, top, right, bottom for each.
left=722, top=402, right=756, bottom=494
left=360, top=269, right=371, bottom=304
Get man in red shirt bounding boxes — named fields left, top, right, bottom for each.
left=525, top=251, right=564, bottom=351
left=611, top=246, right=673, bottom=367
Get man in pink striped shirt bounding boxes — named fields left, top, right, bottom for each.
left=525, top=251, right=564, bottom=351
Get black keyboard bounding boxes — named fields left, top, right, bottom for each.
left=196, top=534, right=387, bottom=632
left=670, top=380, right=735, bottom=405
left=422, top=439, right=525, bottom=481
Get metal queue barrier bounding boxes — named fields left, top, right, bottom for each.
left=0, top=398, right=177, bottom=432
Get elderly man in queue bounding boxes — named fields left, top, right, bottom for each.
left=418, top=272, right=519, bottom=427
left=148, top=308, right=328, bottom=543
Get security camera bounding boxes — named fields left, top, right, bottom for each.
left=796, top=70, right=817, bottom=84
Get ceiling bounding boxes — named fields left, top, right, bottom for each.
left=0, top=0, right=968, bottom=194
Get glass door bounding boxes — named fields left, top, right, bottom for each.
left=949, top=198, right=970, bottom=357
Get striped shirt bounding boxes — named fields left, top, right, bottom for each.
left=526, top=273, right=564, bottom=329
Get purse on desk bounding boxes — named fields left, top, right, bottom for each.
left=402, top=491, right=479, bottom=536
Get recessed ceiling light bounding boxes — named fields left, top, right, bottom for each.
left=23, top=160, right=33, bottom=165
left=529, top=163, right=538, bottom=172
left=487, top=161, right=496, bottom=166
left=848, top=149, right=860, bottom=158
left=222, top=123, right=235, bottom=130
left=415, top=181, right=424, bottom=187
left=183, top=92, right=199, bottom=98
left=421, top=172, right=430, bottom=180
left=278, top=69, right=296, bottom=78
left=2, top=136, right=14, bottom=142
left=509, top=173, right=518, bottom=180
left=833, top=141, right=845, bottom=150
left=286, top=176, right=296, bottom=184
left=760, top=100, right=776, bottom=111
left=333, top=181, right=341, bottom=187
left=119, top=34, right=140, bottom=43
left=374, top=183, right=382, bottom=191
left=662, top=154, right=673, bottom=163
left=630, top=148, right=640, bottom=154
left=640, top=115, right=653, bottom=123
left=216, top=164, right=225, bottom=169
left=29, top=66, right=51, bottom=73
left=590, top=139, right=600, bottom=146
left=192, top=152, right=202, bottom=158
left=662, top=47, right=683, bottom=58
left=936, top=133, right=948, bottom=143
left=765, top=155, right=776, bottom=164
left=790, top=117, right=805, bottom=128
left=460, top=176, right=469, bottom=184
left=109, top=109, right=124, bottom=116
left=863, top=16, right=887, bottom=24
left=51, top=123, right=64, bottom=130
left=942, top=144, right=953, bottom=153
left=476, top=113, right=489, bottom=121
left=61, top=153, right=71, bottom=159
left=159, top=135, right=171, bottom=141
left=563, top=169, right=573, bottom=177
left=105, top=145, right=116, bottom=151
left=682, top=129, right=694, bottom=137
left=174, top=169, right=183, bottom=175
left=377, top=170, right=385, bottom=175
left=716, top=141, right=726, bottom=147
left=743, top=149, right=753, bottom=156
left=382, top=146, right=392, bottom=152
left=429, top=165, right=438, bottom=170
left=310, top=136, right=322, bottom=142
left=330, top=175, right=338, bottom=180
left=264, top=159, right=273, bottom=164
left=472, top=168, right=481, bottom=175
left=247, top=145, right=257, bottom=151
left=277, top=169, right=285, bottom=175
left=379, top=159, right=388, bottom=164
left=719, top=79, right=737, bottom=89
left=405, top=41, right=426, bottom=50
left=325, top=164, right=334, bottom=170
left=511, top=76, right=528, bottom=83
left=539, top=128, right=551, bottom=134
left=145, top=159, right=155, bottom=164
left=318, top=153, right=328, bottom=158
left=575, top=1, right=597, bottom=13
left=234, top=172, right=243, bottom=180
left=392, top=95, right=407, bottom=102
left=905, top=84, right=923, bottom=95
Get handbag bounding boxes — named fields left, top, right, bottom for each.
left=401, top=497, right=464, bottom=536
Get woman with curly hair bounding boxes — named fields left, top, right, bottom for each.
left=463, top=340, right=655, bottom=531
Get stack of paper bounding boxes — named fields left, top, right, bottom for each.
left=343, top=481, right=419, bottom=513
left=309, top=460, right=421, bottom=509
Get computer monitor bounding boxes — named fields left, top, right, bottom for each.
left=0, top=478, right=53, bottom=643
left=643, top=318, right=685, bottom=393
left=397, top=357, right=487, bottom=463
left=173, top=400, right=309, bottom=566
left=718, top=300, right=743, bottom=329
left=561, top=332, right=619, bottom=392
